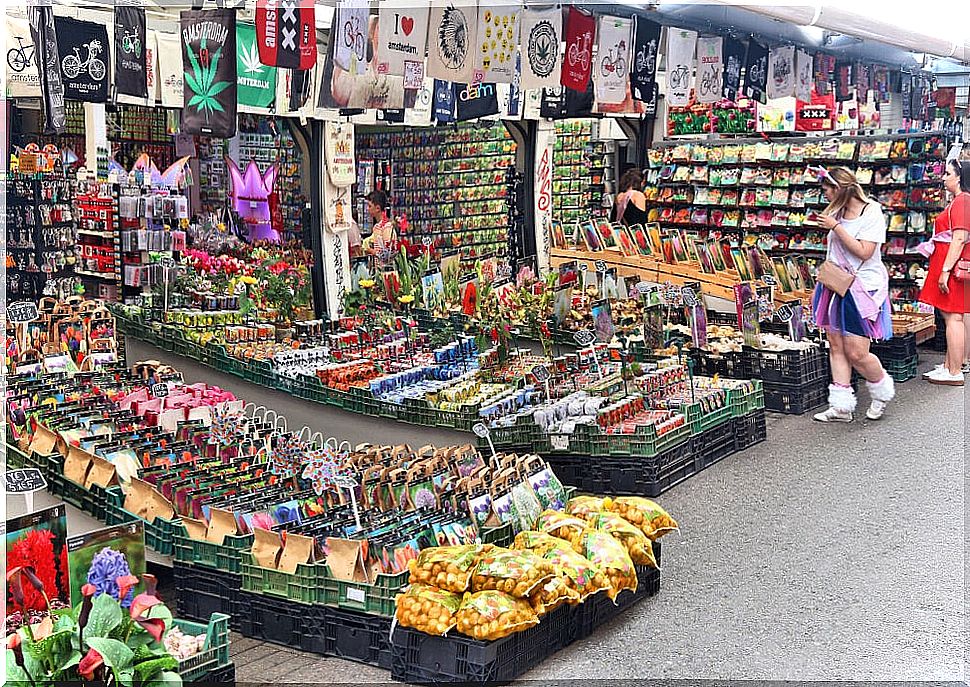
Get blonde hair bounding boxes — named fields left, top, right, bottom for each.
left=822, top=167, right=870, bottom=218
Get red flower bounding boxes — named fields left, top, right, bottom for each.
left=78, top=647, right=104, bottom=680
left=133, top=617, right=166, bottom=643
left=116, top=575, right=138, bottom=605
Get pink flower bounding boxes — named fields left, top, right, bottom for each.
left=78, top=647, right=104, bottom=680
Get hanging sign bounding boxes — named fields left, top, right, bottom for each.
left=594, top=15, right=631, bottom=105
left=742, top=39, right=768, bottom=103
left=376, top=2, right=429, bottom=77
left=426, top=0, right=477, bottom=84
left=237, top=22, right=278, bottom=109
left=8, top=301, right=39, bottom=323
left=114, top=6, right=147, bottom=98
left=561, top=7, right=595, bottom=91
left=630, top=16, right=660, bottom=103
left=144, top=31, right=158, bottom=104
left=180, top=9, right=237, bottom=138
left=794, top=49, right=812, bottom=103
left=475, top=4, right=520, bottom=84
left=795, top=90, right=835, bottom=132
left=325, top=121, right=356, bottom=187
left=405, top=77, right=434, bottom=125
left=695, top=36, right=723, bottom=104
left=255, top=0, right=316, bottom=70
left=664, top=28, right=696, bottom=107
left=7, top=15, right=41, bottom=98
left=721, top=36, right=745, bottom=101
left=767, top=45, right=795, bottom=99
left=534, top=124, right=555, bottom=269
left=520, top=6, right=561, bottom=91
left=55, top=17, right=110, bottom=103
left=156, top=32, right=183, bottom=108
left=5, top=468, right=47, bottom=494
left=814, top=53, right=835, bottom=96
left=29, top=6, right=65, bottom=134
left=834, top=61, right=852, bottom=102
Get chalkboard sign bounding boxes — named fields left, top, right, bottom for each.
left=762, top=274, right=777, bottom=286
left=8, top=301, right=39, bottom=323
left=422, top=236, right=434, bottom=247
left=573, top=329, right=596, bottom=347
left=151, top=383, right=169, bottom=398
left=472, top=422, right=490, bottom=438
left=636, top=282, right=652, bottom=296
left=531, top=365, right=551, bottom=383
left=681, top=287, right=699, bottom=308
left=776, top=304, right=794, bottom=323
left=6, top=468, right=47, bottom=493
left=159, top=256, right=176, bottom=269
left=594, top=260, right=608, bottom=273
left=579, top=263, right=589, bottom=272
left=333, top=474, right=359, bottom=488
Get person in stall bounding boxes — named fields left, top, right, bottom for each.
left=611, top=169, right=649, bottom=227
left=361, top=190, right=397, bottom=265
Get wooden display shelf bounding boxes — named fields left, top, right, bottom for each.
left=549, top=247, right=741, bottom=301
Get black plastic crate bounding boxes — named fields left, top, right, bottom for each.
left=547, top=439, right=695, bottom=497
left=174, top=563, right=242, bottom=631
left=574, top=561, right=662, bottom=641
left=323, top=607, right=393, bottom=669
left=236, top=590, right=327, bottom=654
left=690, top=419, right=738, bottom=471
left=763, top=379, right=828, bottom=415
left=689, top=349, right=747, bottom=379
left=871, top=333, right=918, bottom=363
left=734, top=409, right=767, bottom=452
left=743, top=345, right=828, bottom=385
left=186, top=662, right=235, bottom=685
left=390, top=603, right=573, bottom=684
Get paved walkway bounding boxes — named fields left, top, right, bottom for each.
left=126, top=339, right=966, bottom=682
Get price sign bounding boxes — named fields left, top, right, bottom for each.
left=681, top=287, right=699, bottom=308
left=573, top=329, right=596, bottom=347
left=531, top=365, right=551, bottom=383
left=594, top=260, right=608, bottom=273
left=776, top=304, right=795, bottom=323
left=421, top=236, right=434, bottom=247
left=8, top=301, right=39, bottom=323
left=579, top=263, right=588, bottom=272
left=550, top=434, right=570, bottom=451
left=235, top=281, right=247, bottom=295
left=636, top=281, right=652, bottom=296
left=333, top=474, right=359, bottom=489
left=151, top=383, right=169, bottom=398
left=762, top=274, right=777, bottom=286
left=159, top=256, right=176, bottom=269
left=43, top=281, right=57, bottom=297
left=5, top=468, right=47, bottom=493
left=403, top=60, right=425, bottom=89
left=472, top=422, right=491, bottom=438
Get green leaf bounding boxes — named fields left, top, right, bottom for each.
left=208, top=98, right=226, bottom=113
left=133, top=655, right=178, bottom=683
left=117, top=666, right=135, bottom=687
left=85, top=637, right=134, bottom=673
left=85, top=591, right=123, bottom=640
left=7, top=649, right=32, bottom=686
left=207, top=81, right=231, bottom=96
left=185, top=47, right=204, bottom=95
left=205, top=46, right=223, bottom=92
left=188, top=93, right=206, bottom=107
left=25, top=629, right=72, bottom=662
left=146, top=670, right=183, bottom=687
left=184, top=69, right=202, bottom=97
left=54, top=613, right=76, bottom=633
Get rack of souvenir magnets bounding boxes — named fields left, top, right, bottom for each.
left=116, top=184, right=189, bottom=306
left=235, top=116, right=306, bottom=244
left=198, top=137, right=228, bottom=215
left=6, top=163, right=78, bottom=302
left=107, top=104, right=176, bottom=171
left=641, top=132, right=949, bottom=308
left=355, top=121, right=516, bottom=276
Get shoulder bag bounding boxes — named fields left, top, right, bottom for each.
left=948, top=193, right=970, bottom=280
left=816, top=213, right=856, bottom=296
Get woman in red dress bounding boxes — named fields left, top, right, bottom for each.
left=918, top=159, right=970, bottom=386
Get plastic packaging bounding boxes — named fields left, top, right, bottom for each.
left=586, top=512, right=658, bottom=568
left=529, top=574, right=580, bottom=615
left=565, top=495, right=607, bottom=520
left=471, top=548, right=556, bottom=598
left=408, top=544, right=487, bottom=593
left=577, top=529, right=637, bottom=601
left=539, top=542, right=612, bottom=602
left=605, top=497, right=679, bottom=540
left=535, top=510, right=588, bottom=550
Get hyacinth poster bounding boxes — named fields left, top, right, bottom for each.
left=180, top=9, right=237, bottom=138
left=67, top=522, right=146, bottom=610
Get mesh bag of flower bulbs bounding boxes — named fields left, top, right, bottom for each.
left=603, top=496, right=679, bottom=541
left=407, top=544, right=487, bottom=593
left=456, top=590, right=540, bottom=641
left=395, top=583, right=463, bottom=636
left=586, top=511, right=658, bottom=568
left=575, top=529, right=637, bottom=601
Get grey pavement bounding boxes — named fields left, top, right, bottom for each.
left=123, top=340, right=968, bottom=681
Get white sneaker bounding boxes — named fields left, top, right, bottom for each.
left=866, top=400, right=888, bottom=420
left=922, top=363, right=945, bottom=379
left=813, top=407, right=854, bottom=423
left=926, top=367, right=965, bottom=386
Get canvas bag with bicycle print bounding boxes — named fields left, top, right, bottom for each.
left=55, top=17, right=109, bottom=102
left=6, top=15, right=42, bottom=98
left=665, top=28, right=697, bottom=107
left=594, top=15, right=631, bottom=105
left=114, top=5, right=147, bottom=98
left=695, top=36, right=723, bottom=105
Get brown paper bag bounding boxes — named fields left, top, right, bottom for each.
left=29, top=424, right=58, bottom=456
left=149, top=490, right=176, bottom=523
left=205, top=508, right=239, bottom=545
left=252, top=527, right=283, bottom=569
left=64, top=445, right=94, bottom=486
left=181, top=517, right=209, bottom=542
left=278, top=533, right=315, bottom=574
left=84, top=456, right=119, bottom=489
left=325, top=537, right=369, bottom=583
left=124, top=478, right=154, bottom=520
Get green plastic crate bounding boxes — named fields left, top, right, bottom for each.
left=480, top=522, right=514, bottom=547
left=173, top=527, right=254, bottom=574
left=597, top=419, right=691, bottom=458
left=105, top=486, right=179, bottom=556
left=318, top=566, right=408, bottom=617
left=884, top=357, right=919, bottom=383
left=174, top=613, right=231, bottom=683
left=727, top=379, right=765, bottom=417
left=683, top=401, right=733, bottom=436
left=240, top=553, right=325, bottom=604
